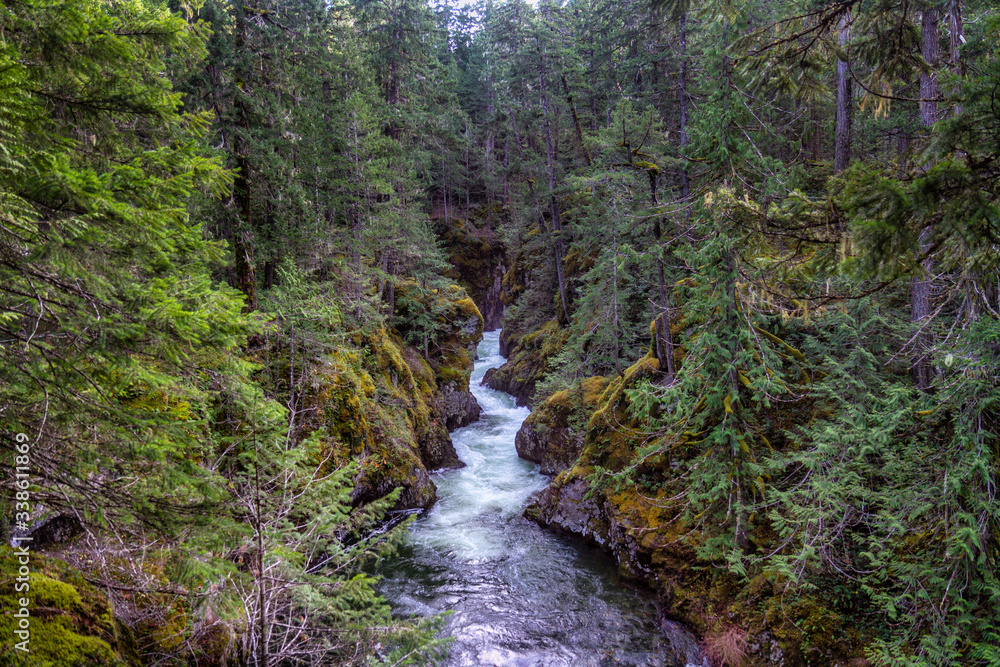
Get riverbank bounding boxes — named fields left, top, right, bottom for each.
left=377, top=331, right=707, bottom=667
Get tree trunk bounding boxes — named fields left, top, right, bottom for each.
left=654, top=220, right=676, bottom=384
left=911, top=6, right=939, bottom=391
left=947, top=0, right=965, bottom=115
left=232, top=5, right=257, bottom=312
left=834, top=13, right=853, bottom=174
left=725, top=246, right=749, bottom=551
left=679, top=13, right=690, bottom=202
left=537, top=45, right=570, bottom=324
left=612, top=224, right=622, bottom=377
left=466, top=121, right=471, bottom=212
left=560, top=73, right=592, bottom=167
left=350, top=111, right=365, bottom=316
left=649, top=12, right=689, bottom=384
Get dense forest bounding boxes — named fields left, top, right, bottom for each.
left=1, top=0, right=998, bottom=664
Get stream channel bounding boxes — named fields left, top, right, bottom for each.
left=376, top=330, right=707, bottom=667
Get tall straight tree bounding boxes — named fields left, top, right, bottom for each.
left=910, top=2, right=939, bottom=390
left=834, top=10, right=853, bottom=174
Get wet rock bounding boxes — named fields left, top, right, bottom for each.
left=483, top=365, right=535, bottom=407
left=515, top=421, right=581, bottom=475
left=436, top=207, right=507, bottom=331
left=418, top=419, right=464, bottom=471
left=352, top=460, right=437, bottom=510
left=524, top=350, right=842, bottom=666
left=484, top=319, right=569, bottom=407
left=528, top=478, right=609, bottom=547
left=480, top=259, right=506, bottom=331
left=660, top=619, right=711, bottom=667
left=438, top=381, right=482, bottom=431
left=514, top=376, right=609, bottom=475
left=417, top=286, right=483, bottom=437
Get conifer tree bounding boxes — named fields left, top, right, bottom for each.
left=0, top=0, right=247, bottom=537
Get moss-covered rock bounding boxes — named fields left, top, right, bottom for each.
left=422, top=289, right=484, bottom=431
left=524, top=347, right=871, bottom=666
left=484, top=319, right=568, bottom=406
left=515, top=375, right=610, bottom=474
left=298, top=284, right=483, bottom=510
left=302, top=326, right=442, bottom=509
left=435, top=205, right=507, bottom=331
left=0, top=548, right=140, bottom=667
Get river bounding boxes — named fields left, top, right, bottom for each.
left=376, top=330, right=706, bottom=667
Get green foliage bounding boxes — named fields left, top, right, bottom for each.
left=0, top=0, right=463, bottom=663
left=764, top=303, right=1000, bottom=666
left=0, top=549, right=140, bottom=667
left=3, top=0, right=999, bottom=662
left=483, top=0, right=1000, bottom=662
left=222, top=424, right=445, bottom=665
left=615, top=191, right=797, bottom=569
left=0, top=0, right=247, bottom=536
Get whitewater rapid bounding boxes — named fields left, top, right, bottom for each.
left=376, top=330, right=704, bottom=667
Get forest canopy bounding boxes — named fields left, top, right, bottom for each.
left=1, top=0, right=998, bottom=664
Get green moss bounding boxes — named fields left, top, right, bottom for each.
left=521, top=324, right=875, bottom=666
left=436, top=207, right=507, bottom=314
left=300, top=286, right=482, bottom=503
left=632, top=160, right=660, bottom=174
left=0, top=549, right=139, bottom=667
left=486, top=319, right=569, bottom=405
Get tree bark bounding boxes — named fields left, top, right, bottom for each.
left=947, top=0, right=964, bottom=115
left=911, top=6, right=939, bottom=391
left=649, top=12, right=689, bottom=385
left=560, top=73, right=592, bottom=167
left=679, top=13, right=690, bottom=201
left=834, top=13, right=853, bottom=174
left=232, top=4, right=258, bottom=312
left=654, top=219, right=676, bottom=384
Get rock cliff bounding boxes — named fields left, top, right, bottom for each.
left=520, top=352, right=871, bottom=667
left=300, top=285, right=484, bottom=510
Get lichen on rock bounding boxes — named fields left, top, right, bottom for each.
left=522, top=343, right=871, bottom=666
left=435, top=204, right=508, bottom=331
left=484, top=319, right=568, bottom=407
left=295, top=283, right=484, bottom=511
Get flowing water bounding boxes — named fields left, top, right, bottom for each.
left=376, top=330, right=707, bottom=667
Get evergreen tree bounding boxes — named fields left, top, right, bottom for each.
left=0, top=0, right=246, bottom=538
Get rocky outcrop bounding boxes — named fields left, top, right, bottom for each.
left=351, top=458, right=437, bottom=510
left=523, top=351, right=872, bottom=667
left=515, top=376, right=609, bottom=475
left=514, top=423, right=572, bottom=474
left=437, top=381, right=482, bottom=431
left=526, top=478, right=606, bottom=543
left=426, top=289, right=484, bottom=431
left=526, top=476, right=695, bottom=597
left=12, top=513, right=84, bottom=550
left=0, top=548, right=142, bottom=666
left=436, top=205, right=507, bottom=331
left=522, top=358, right=703, bottom=626
left=484, top=319, right=568, bottom=407
left=480, top=258, right=506, bottom=331
left=302, top=285, right=484, bottom=511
